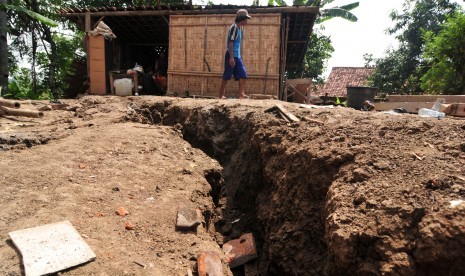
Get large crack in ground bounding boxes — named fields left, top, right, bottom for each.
left=2, top=97, right=465, bottom=275
left=132, top=101, right=354, bottom=275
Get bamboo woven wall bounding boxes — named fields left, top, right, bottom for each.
left=168, top=14, right=281, bottom=98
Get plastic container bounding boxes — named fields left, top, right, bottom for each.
left=114, top=78, right=133, bottom=96
left=418, top=108, right=445, bottom=118
left=346, top=86, right=378, bottom=110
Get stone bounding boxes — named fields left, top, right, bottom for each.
left=197, top=251, right=223, bottom=276
left=125, top=222, right=135, bottom=230
left=223, top=233, right=257, bottom=268
left=176, top=206, right=202, bottom=231
left=36, top=104, right=52, bottom=111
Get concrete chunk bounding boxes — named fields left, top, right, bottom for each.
left=8, top=220, right=96, bottom=276
left=176, top=206, right=202, bottom=230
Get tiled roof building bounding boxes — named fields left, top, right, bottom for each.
left=317, top=67, right=375, bottom=97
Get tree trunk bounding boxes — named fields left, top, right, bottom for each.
left=0, top=0, right=8, bottom=97
left=41, top=23, right=58, bottom=100
left=29, top=0, right=58, bottom=100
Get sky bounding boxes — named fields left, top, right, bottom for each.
left=196, top=0, right=465, bottom=78
left=320, top=0, right=405, bottom=76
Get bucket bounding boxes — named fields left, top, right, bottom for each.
left=114, top=78, right=133, bottom=96
left=346, top=86, right=377, bottom=110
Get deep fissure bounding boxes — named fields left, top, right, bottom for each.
left=132, top=101, right=347, bottom=275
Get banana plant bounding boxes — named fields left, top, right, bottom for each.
left=299, top=0, right=359, bottom=23
left=0, top=3, right=58, bottom=27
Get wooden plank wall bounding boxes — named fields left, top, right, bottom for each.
left=168, top=14, right=281, bottom=98
left=88, top=35, right=106, bottom=95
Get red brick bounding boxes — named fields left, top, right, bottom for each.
left=223, top=233, right=257, bottom=268
left=197, top=251, right=223, bottom=276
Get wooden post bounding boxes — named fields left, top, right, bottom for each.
left=85, top=12, right=91, bottom=33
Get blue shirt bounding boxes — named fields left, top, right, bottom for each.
left=226, top=23, right=242, bottom=59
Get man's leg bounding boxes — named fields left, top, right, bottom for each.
left=219, top=79, right=228, bottom=99
left=239, top=78, right=248, bottom=99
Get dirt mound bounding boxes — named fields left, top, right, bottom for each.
left=1, top=96, right=465, bottom=275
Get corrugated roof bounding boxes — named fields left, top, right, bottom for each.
left=317, top=67, right=375, bottom=97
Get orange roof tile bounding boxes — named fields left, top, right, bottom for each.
left=317, top=67, right=375, bottom=97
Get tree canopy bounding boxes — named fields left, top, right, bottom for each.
left=368, top=0, right=460, bottom=94
left=284, top=0, right=358, bottom=82
left=421, top=12, right=465, bottom=94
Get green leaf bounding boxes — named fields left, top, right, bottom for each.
left=339, top=2, right=359, bottom=12
left=317, top=8, right=358, bottom=24
left=1, top=4, right=58, bottom=27
left=321, top=0, right=336, bottom=6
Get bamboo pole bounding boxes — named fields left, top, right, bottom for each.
left=0, top=98, right=20, bottom=108
left=0, top=106, right=44, bottom=118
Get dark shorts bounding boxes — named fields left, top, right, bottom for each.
left=222, top=51, right=248, bottom=81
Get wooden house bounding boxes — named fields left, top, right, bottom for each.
left=58, top=4, right=318, bottom=99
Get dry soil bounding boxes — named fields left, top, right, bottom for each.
left=1, top=96, right=465, bottom=276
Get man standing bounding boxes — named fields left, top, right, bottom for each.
left=219, top=9, right=251, bottom=99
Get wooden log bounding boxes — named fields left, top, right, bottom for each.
left=0, top=106, right=44, bottom=118
left=0, top=98, right=21, bottom=108
left=387, top=95, right=465, bottom=103
left=440, top=103, right=465, bottom=117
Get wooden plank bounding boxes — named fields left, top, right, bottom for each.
left=374, top=102, right=436, bottom=113
left=59, top=7, right=319, bottom=18
left=264, top=104, right=300, bottom=122
left=250, top=94, right=276, bottom=100
left=286, top=78, right=312, bottom=85
left=276, top=104, right=300, bottom=122
left=88, top=35, right=106, bottom=95
left=440, top=103, right=465, bottom=117
left=168, top=70, right=279, bottom=79
left=388, top=95, right=465, bottom=103
left=170, top=23, right=281, bottom=27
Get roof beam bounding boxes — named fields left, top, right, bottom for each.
left=58, top=6, right=318, bottom=18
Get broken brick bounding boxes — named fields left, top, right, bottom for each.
left=197, top=251, right=223, bottom=276
left=115, top=207, right=129, bottom=216
left=125, top=222, right=135, bottom=230
left=223, top=233, right=257, bottom=268
left=176, top=206, right=202, bottom=231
